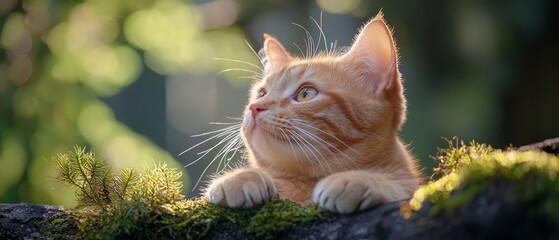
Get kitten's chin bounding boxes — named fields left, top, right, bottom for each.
left=244, top=126, right=295, bottom=164
left=242, top=115, right=313, bottom=171
left=244, top=125, right=333, bottom=178
left=249, top=128, right=283, bottom=156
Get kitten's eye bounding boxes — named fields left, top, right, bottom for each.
left=257, top=89, right=267, bottom=99
left=295, top=87, right=318, bottom=102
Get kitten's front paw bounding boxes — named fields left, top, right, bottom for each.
left=312, top=171, right=389, bottom=214
left=205, top=168, right=277, bottom=208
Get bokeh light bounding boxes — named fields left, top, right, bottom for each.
left=0, top=137, right=26, bottom=197
left=316, top=0, right=362, bottom=14
left=0, top=0, right=557, bottom=206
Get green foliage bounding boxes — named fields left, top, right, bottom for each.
left=52, top=146, right=131, bottom=208
left=245, top=200, right=325, bottom=238
left=431, top=137, right=494, bottom=178
left=1, top=0, right=255, bottom=206
left=133, top=162, right=184, bottom=206
left=48, top=147, right=325, bottom=239
left=46, top=142, right=559, bottom=238
left=39, top=211, right=80, bottom=240
left=410, top=139, right=559, bottom=223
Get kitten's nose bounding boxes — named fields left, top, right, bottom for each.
left=249, top=103, right=267, bottom=118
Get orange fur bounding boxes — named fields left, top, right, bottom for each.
left=205, top=12, right=422, bottom=214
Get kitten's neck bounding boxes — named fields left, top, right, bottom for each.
left=365, top=136, right=414, bottom=169
left=252, top=161, right=321, bottom=204
left=271, top=175, right=318, bottom=204
left=259, top=165, right=322, bottom=183
left=372, top=137, right=422, bottom=186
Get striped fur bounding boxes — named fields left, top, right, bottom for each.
left=205, top=12, right=422, bottom=213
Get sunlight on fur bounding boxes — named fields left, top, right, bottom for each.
left=185, top=11, right=422, bottom=214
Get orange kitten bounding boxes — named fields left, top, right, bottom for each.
left=205, top=12, right=421, bottom=214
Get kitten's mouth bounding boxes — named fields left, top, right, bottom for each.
left=250, top=123, right=290, bottom=143
left=244, top=113, right=291, bottom=144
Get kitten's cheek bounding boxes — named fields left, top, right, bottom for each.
left=242, top=112, right=255, bottom=133
left=245, top=112, right=256, bottom=127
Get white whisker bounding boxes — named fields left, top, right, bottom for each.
left=181, top=131, right=234, bottom=157
left=290, top=127, right=332, bottom=174
left=294, top=125, right=350, bottom=160
left=288, top=128, right=328, bottom=174
left=277, top=127, right=297, bottom=162
left=291, top=118, right=363, bottom=157
left=214, top=57, right=263, bottom=71
left=192, top=155, right=219, bottom=190
left=292, top=129, right=326, bottom=161
left=185, top=128, right=240, bottom=167
left=225, top=116, right=243, bottom=121
left=180, top=118, right=245, bottom=191
left=193, top=130, right=240, bottom=188
left=330, top=41, right=338, bottom=55
left=294, top=126, right=335, bottom=156
left=238, top=76, right=262, bottom=80
left=292, top=22, right=315, bottom=58
left=292, top=42, right=305, bottom=57
left=285, top=129, right=312, bottom=163
left=310, top=13, right=329, bottom=55
left=194, top=124, right=239, bottom=136
left=217, top=68, right=264, bottom=78
left=187, top=124, right=239, bottom=140
left=364, top=130, right=385, bottom=141
left=214, top=135, right=242, bottom=174
left=208, top=121, right=243, bottom=125
left=245, top=39, right=263, bottom=62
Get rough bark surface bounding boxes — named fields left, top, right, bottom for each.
left=206, top=181, right=554, bottom=239
left=0, top=138, right=557, bottom=239
left=0, top=203, right=65, bottom=239
left=1, top=186, right=553, bottom=240
left=518, top=137, right=559, bottom=155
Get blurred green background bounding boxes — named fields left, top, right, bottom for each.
left=0, top=0, right=557, bottom=207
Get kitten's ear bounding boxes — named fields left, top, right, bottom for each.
left=342, top=13, right=399, bottom=91
left=259, top=33, right=291, bottom=73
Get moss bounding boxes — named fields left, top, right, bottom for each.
left=57, top=197, right=324, bottom=239
left=48, top=141, right=559, bottom=238
left=39, top=210, right=80, bottom=240
left=410, top=139, right=559, bottom=223
left=46, top=147, right=325, bottom=239
left=244, top=200, right=325, bottom=238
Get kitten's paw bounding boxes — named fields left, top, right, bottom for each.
left=205, top=168, right=277, bottom=208
left=312, top=171, right=390, bottom=214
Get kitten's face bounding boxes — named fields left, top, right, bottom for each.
left=242, top=16, right=405, bottom=177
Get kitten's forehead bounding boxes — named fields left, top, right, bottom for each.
left=264, top=63, right=313, bottom=93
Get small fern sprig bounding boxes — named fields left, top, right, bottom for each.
left=133, top=162, right=185, bottom=206
left=112, top=168, right=137, bottom=202
left=52, top=146, right=184, bottom=210
left=49, top=146, right=329, bottom=239
left=51, top=146, right=135, bottom=209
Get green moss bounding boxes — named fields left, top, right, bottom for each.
left=410, top=139, right=559, bottom=222
left=430, top=138, right=495, bottom=178
left=46, top=147, right=325, bottom=239
left=61, top=196, right=323, bottom=239
left=49, top=142, right=559, bottom=238
left=40, top=210, right=80, bottom=240
left=245, top=200, right=325, bottom=238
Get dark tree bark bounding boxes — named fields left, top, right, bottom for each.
left=0, top=203, right=65, bottom=239
left=1, top=138, right=557, bottom=239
